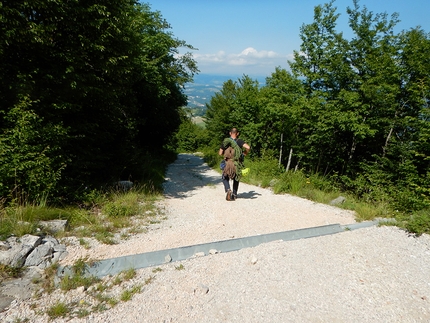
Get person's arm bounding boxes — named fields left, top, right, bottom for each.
left=218, top=148, right=224, bottom=156
left=242, top=143, right=250, bottom=156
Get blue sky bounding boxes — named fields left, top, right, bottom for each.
left=148, top=0, right=430, bottom=78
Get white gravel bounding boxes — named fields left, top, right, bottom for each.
left=1, top=153, right=430, bottom=322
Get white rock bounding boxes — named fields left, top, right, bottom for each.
left=164, top=254, right=172, bottom=263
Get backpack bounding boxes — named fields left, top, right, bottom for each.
left=222, top=138, right=244, bottom=180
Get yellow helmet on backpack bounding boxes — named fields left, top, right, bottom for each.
left=242, top=168, right=250, bottom=176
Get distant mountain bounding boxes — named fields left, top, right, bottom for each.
left=184, top=74, right=266, bottom=116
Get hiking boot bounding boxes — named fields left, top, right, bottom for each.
left=231, top=194, right=236, bottom=201
left=226, top=189, right=232, bottom=201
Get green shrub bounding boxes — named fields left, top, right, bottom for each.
left=102, top=201, right=138, bottom=218
left=120, top=284, right=142, bottom=302
left=0, top=264, right=24, bottom=280
left=274, top=170, right=307, bottom=195
left=403, top=209, right=430, bottom=236
left=0, top=98, right=67, bottom=202
left=101, top=191, right=142, bottom=218
left=46, top=302, right=70, bottom=319
left=202, top=146, right=220, bottom=168
left=58, top=258, right=99, bottom=291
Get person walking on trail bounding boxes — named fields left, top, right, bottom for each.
left=219, top=127, right=250, bottom=201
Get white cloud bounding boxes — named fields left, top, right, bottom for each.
left=191, top=47, right=291, bottom=75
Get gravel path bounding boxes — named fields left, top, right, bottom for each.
left=1, top=153, right=430, bottom=322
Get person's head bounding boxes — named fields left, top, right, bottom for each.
left=229, top=127, right=239, bottom=138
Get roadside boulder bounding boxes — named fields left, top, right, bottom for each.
left=0, top=234, right=67, bottom=269
left=38, top=219, right=68, bottom=233
left=1, top=235, right=42, bottom=267
left=24, top=244, right=53, bottom=267
left=329, top=196, right=346, bottom=206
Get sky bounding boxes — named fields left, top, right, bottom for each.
left=148, top=0, right=430, bottom=78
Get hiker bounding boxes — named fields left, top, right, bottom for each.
left=219, top=127, right=250, bottom=201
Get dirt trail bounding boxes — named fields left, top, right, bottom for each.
left=61, top=153, right=356, bottom=265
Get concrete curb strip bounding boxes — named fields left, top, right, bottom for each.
left=58, top=221, right=378, bottom=278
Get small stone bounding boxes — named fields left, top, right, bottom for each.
left=0, top=296, right=15, bottom=312
left=269, top=179, right=278, bottom=187
left=38, top=220, right=68, bottom=233
left=164, top=254, right=172, bottom=263
left=251, top=256, right=258, bottom=265
left=76, top=286, right=85, bottom=293
left=195, top=252, right=205, bottom=257
left=115, top=181, right=133, bottom=191
left=209, top=249, right=218, bottom=255
left=0, top=241, right=10, bottom=251
left=329, top=196, right=346, bottom=206
left=194, top=284, right=209, bottom=295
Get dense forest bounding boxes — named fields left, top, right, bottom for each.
left=201, top=0, right=430, bottom=215
left=0, top=0, right=198, bottom=203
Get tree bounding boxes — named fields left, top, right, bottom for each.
left=0, top=0, right=197, bottom=201
left=205, top=75, right=260, bottom=153
left=289, top=1, right=364, bottom=174
left=259, top=67, right=306, bottom=168
left=288, top=0, right=406, bottom=176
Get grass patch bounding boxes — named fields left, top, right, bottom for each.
left=79, top=238, right=90, bottom=249
left=76, top=308, right=90, bottom=318
left=60, top=273, right=99, bottom=291
left=46, top=302, right=70, bottom=319
left=122, top=268, right=137, bottom=280
left=40, top=263, right=60, bottom=294
left=59, top=258, right=100, bottom=291
left=397, top=208, right=430, bottom=236
left=0, top=180, right=161, bottom=244
left=175, top=264, right=185, bottom=271
left=0, top=264, right=24, bottom=281
left=341, top=198, right=391, bottom=221
left=120, top=284, right=142, bottom=302
left=240, top=156, right=283, bottom=188
left=112, top=268, right=136, bottom=285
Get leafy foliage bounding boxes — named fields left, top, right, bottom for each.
left=0, top=0, right=197, bottom=203
left=202, top=0, right=430, bottom=232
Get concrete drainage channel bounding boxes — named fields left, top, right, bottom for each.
left=57, top=220, right=379, bottom=279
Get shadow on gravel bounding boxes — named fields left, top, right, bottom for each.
left=162, top=153, right=221, bottom=199
left=238, top=190, right=262, bottom=199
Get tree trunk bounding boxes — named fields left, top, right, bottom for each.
left=286, top=147, right=293, bottom=172
left=278, top=133, right=283, bottom=168
left=383, top=107, right=402, bottom=158
left=294, top=156, right=302, bottom=172
left=382, top=126, right=394, bottom=158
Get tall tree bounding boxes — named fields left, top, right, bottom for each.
left=259, top=67, right=306, bottom=166
left=205, top=75, right=260, bottom=153
left=289, top=1, right=360, bottom=174
left=0, top=0, right=197, bottom=201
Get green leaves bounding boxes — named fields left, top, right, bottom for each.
left=0, top=1, right=198, bottom=202
left=202, top=1, right=430, bottom=215
left=0, top=95, right=67, bottom=200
